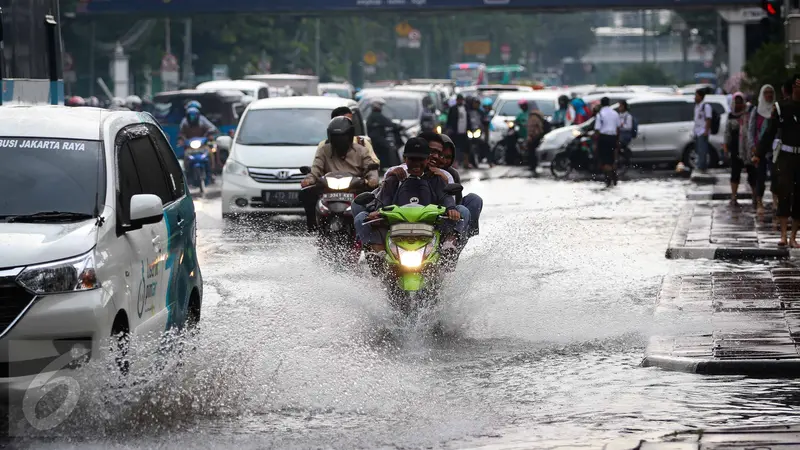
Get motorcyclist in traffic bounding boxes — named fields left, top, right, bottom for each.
left=354, top=137, right=466, bottom=258
left=367, top=98, right=404, bottom=168
left=179, top=106, right=219, bottom=139
left=300, top=116, right=380, bottom=232
left=508, top=99, right=531, bottom=165
left=420, top=96, right=438, bottom=133
left=552, top=95, right=570, bottom=128
left=325, top=106, right=380, bottom=164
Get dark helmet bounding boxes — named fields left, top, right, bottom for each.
left=186, top=106, right=200, bottom=124
left=403, top=137, right=431, bottom=159
left=327, top=116, right=355, bottom=156
left=558, top=95, right=570, bottom=107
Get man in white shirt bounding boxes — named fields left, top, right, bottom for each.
left=694, top=89, right=713, bottom=173
left=594, top=97, right=621, bottom=187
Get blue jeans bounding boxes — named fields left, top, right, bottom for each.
left=695, top=135, right=710, bottom=170
left=462, top=193, right=483, bottom=236
left=355, top=205, right=470, bottom=246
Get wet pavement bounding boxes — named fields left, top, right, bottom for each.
left=12, top=170, right=800, bottom=449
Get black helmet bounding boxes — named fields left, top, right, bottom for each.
left=327, top=116, right=355, bottom=156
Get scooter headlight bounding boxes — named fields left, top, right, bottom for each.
left=16, top=251, right=100, bottom=295
left=467, top=130, right=474, bottom=139
left=398, top=249, right=424, bottom=268
left=189, top=140, right=202, bottom=149
left=571, top=129, right=582, bottom=137
left=436, top=125, right=442, bottom=134
left=473, top=129, right=482, bottom=138
left=326, top=176, right=353, bottom=190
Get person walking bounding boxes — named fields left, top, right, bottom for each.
left=724, top=92, right=755, bottom=206
left=748, top=84, right=777, bottom=214
left=445, top=94, right=473, bottom=169
left=593, top=97, right=621, bottom=187
left=753, top=75, right=800, bottom=247
left=694, top=89, right=713, bottom=173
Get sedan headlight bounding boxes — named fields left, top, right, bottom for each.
left=223, top=159, right=248, bottom=176
left=17, top=251, right=100, bottom=295
left=326, top=176, right=353, bottom=190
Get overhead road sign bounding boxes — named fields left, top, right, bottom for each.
left=76, top=0, right=759, bottom=15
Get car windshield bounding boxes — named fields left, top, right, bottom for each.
left=0, top=138, right=104, bottom=219
left=497, top=99, right=556, bottom=117
left=360, top=97, right=421, bottom=121
left=236, top=108, right=331, bottom=145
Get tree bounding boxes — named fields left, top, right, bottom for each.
left=742, top=42, right=799, bottom=94
left=612, top=63, right=675, bottom=86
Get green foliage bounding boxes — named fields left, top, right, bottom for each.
left=742, top=42, right=799, bottom=94
left=612, top=63, right=676, bottom=86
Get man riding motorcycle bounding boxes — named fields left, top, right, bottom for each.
left=324, top=106, right=380, bottom=164
left=367, top=98, right=404, bottom=168
left=552, top=95, right=570, bottom=128
left=300, top=116, right=380, bottom=232
left=179, top=106, right=218, bottom=139
left=354, top=137, right=467, bottom=261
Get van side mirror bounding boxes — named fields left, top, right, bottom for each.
left=216, top=136, right=232, bottom=152
left=125, top=194, right=163, bottom=232
left=444, top=183, right=463, bottom=195
left=299, top=166, right=311, bottom=175
left=354, top=192, right=376, bottom=206
left=367, top=163, right=380, bottom=171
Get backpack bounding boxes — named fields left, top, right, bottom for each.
left=702, top=103, right=721, bottom=135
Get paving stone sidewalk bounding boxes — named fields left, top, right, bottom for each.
left=642, top=265, right=800, bottom=375
left=665, top=201, right=798, bottom=260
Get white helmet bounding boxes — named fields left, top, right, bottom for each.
left=111, top=97, right=125, bottom=107
left=370, top=98, right=386, bottom=108
left=125, top=95, right=142, bottom=109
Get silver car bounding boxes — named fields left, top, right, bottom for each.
left=537, top=95, right=729, bottom=168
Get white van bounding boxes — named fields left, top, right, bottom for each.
left=196, top=79, right=271, bottom=100
left=0, top=106, right=203, bottom=396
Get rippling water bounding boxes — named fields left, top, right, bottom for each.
left=13, top=175, right=800, bottom=449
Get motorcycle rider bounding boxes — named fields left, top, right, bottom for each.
left=367, top=98, right=403, bottom=168
left=553, top=95, right=570, bottom=128
left=300, top=116, right=380, bottom=232
left=125, top=95, right=143, bottom=112
left=179, top=106, right=218, bottom=139
left=420, top=96, right=438, bottom=133
left=355, top=137, right=466, bottom=257
left=509, top=99, right=531, bottom=165
left=436, top=134, right=483, bottom=237
left=324, top=106, right=380, bottom=164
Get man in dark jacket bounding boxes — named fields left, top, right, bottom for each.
left=354, top=137, right=467, bottom=254
left=366, top=98, right=403, bottom=168
left=445, top=94, right=473, bottom=168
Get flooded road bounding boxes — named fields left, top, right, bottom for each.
left=14, top=174, right=800, bottom=449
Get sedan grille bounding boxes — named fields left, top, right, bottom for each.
left=0, top=276, right=35, bottom=339
left=248, top=168, right=304, bottom=184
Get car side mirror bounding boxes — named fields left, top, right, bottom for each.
left=299, top=166, right=311, bottom=175
left=126, top=194, right=163, bottom=231
left=354, top=192, right=376, bottom=206
left=444, top=183, right=463, bottom=196
left=216, top=136, right=232, bottom=152
left=367, top=163, right=380, bottom=171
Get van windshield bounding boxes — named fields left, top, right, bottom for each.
left=0, top=138, right=104, bottom=220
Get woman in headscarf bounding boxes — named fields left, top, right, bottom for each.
left=724, top=92, right=755, bottom=206
left=748, top=84, right=777, bottom=214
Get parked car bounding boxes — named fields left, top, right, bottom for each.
left=221, top=96, right=366, bottom=217
left=0, top=106, right=202, bottom=396
left=537, top=94, right=729, bottom=168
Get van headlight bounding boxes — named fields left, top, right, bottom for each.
left=16, top=251, right=100, bottom=295
left=223, top=159, right=248, bottom=176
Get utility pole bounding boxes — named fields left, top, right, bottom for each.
left=165, top=18, right=171, bottom=55
left=641, top=10, right=647, bottom=63
left=182, top=18, right=193, bottom=88
left=315, top=18, right=320, bottom=78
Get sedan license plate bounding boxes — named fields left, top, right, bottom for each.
left=322, top=192, right=354, bottom=202
left=262, top=190, right=300, bottom=207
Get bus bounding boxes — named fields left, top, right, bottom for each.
left=485, top=65, right=527, bottom=85
left=449, top=62, right=486, bottom=87
left=0, top=0, right=65, bottom=105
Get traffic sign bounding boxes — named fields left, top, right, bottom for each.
left=501, top=44, right=511, bottom=53
left=161, top=53, right=179, bottom=72
left=363, top=51, right=377, bottom=65
left=395, top=21, right=412, bottom=37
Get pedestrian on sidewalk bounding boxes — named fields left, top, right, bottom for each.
left=724, top=92, right=755, bottom=206
left=748, top=84, right=777, bottom=213
left=694, top=89, right=713, bottom=173
left=754, top=74, right=800, bottom=247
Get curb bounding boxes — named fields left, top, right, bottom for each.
left=666, top=246, right=791, bottom=260
left=642, top=354, right=800, bottom=376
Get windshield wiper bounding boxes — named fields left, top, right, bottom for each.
left=5, top=211, right=94, bottom=223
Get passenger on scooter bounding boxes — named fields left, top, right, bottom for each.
left=355, top=137, right=468, bottom=257
left=300, top=116, right=380, bottom=232
left=437, top=134, right=483, bottom=237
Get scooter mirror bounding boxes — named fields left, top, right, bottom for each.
left=444, top=183, right=463, bottom=195
left=354, top=192, right=376, bottom=206
left=299, top=166, right=311, bottom=175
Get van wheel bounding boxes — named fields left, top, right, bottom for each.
left=111, top=313, right=130, bottom=375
